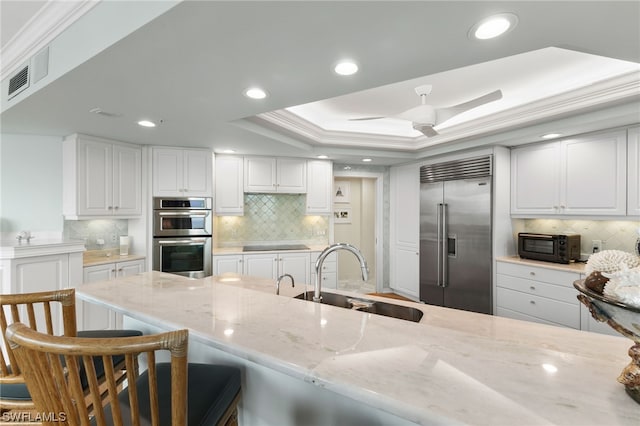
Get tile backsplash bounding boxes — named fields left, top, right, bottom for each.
left=523, top=219, right=640, bottom=255
left=215, top=194, right=329, bottom=246
left=64, top=219, right=128, bottom=250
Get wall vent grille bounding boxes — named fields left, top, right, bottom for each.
left=8, top=65, right=30, bottom=99
left=420, top=156, right=492, bottom=183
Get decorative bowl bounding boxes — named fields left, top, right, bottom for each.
left=574, top=280, right=640, bottom=404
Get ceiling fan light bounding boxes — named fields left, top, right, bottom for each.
left=470, top=13, right=518, bottom=40
left=334, top=61, right=358, bottom=76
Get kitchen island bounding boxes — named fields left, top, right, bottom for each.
left=77, top=271, right=639, bottom=425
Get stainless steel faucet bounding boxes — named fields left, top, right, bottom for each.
left=276, top=273, right=295, bottom=295
left=314, top=243, right=368, bottom=302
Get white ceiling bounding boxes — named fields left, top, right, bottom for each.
left=1, top=1, right=639, bottom=165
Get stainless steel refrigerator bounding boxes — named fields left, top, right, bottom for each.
left=419, top=156, right=492, bottom=314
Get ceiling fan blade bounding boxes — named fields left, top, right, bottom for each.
left=413, top=123, right=439, bottom=137
left=435, top=89, right=503, bottom=125
left=348, top=116, right=386, bottom=121
left=393, top=104, right=436, bottom=125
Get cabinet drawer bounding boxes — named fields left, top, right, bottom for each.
left=496, top=287, right=580, bottom=329
left=496, top=262, right=580, bottom=286
left=496, top=274, right=578, bottom=304
left=495, top=307, right=560, bottom=327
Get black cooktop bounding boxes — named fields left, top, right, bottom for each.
left=242, top=244, right=310, bottom=252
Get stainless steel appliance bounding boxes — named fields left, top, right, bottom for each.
left=518, top=233, right=581, bottom=264
left=419, top=156, right=492, bottom=314
left=153, top=197, right=212, bottom=278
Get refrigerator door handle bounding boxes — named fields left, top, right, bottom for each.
left=436, top=203, right=442, bottom=287
left=441, top=203, right=448, bottom=288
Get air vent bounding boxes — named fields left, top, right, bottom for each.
left=8, top=64, right=30, bottom=99
left=420, top=156, right=492, bottom=183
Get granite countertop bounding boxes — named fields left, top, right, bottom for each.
left=496, top=255, right=587, bottom=273
left=76, top=271, right=638, bottom=425
left=83, top=249, right=146, bottom=267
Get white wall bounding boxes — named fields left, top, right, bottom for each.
left=0, top=134, right=64, bottom=234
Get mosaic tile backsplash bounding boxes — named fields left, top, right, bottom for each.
left=63, top=219, right=128, bottom=250
left=216, top=194, right=329, bottom=246
left=523, top=219, right=640, bottom=255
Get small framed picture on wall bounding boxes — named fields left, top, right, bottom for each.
left=334, top=207, right=351, bottom=224
left=334, top=180, right=351, bottom=203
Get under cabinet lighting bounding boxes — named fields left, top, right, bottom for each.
left=317, top=155, right=329, bottom=159
left=224, top=328, right=234, bottom=336
left=469, top=13, right=518, bottom=40
left=222, top=149, right=236, bottom=154
left=362, top=158, right=372, bottom=162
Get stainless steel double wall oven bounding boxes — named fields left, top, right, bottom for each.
left=152, top=197, right=212, bottom=278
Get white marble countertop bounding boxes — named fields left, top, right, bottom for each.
left=496, top=255, right=587, bottom=273
left=76, top=271, right=639, bottom=425
left=83, top=249, right=146, bottom=267
left=0, top=239, right=85, bottom=259
left=213, top=244, right=330, bottom=255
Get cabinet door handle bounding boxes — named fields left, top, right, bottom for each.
left=529, top=300, right=536, bottom=304
left=239, top=259, right=243, bottom=263
left=530, top=286, right=536, bottom=290
left=529, top=272, right=535, bottom=276
left=108, top=206, right=113, bottom=210
left=114, top=206, right=119, bottom=210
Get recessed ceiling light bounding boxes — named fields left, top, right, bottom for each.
left=469, top=13, right=518, bottom=40
left=245, top=87, right=267, bottom=99
left=137, top=120, right=156, bottom=127
left=362, top=158, right=372, bottom=163
left=334, top=61, right=358, bottom=76
left=541, top=133, right=563, bottom=139
left=317, top=155, right=329, bottom=159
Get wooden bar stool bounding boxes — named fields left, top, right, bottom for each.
left=0, top=289, right=142, bottom=421
left=6, top=324, right=242, bottom=426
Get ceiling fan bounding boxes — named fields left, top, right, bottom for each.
left=350, top=85, right=503, bottom=137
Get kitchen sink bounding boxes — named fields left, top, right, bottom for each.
left=294, top=291, right=355, bottom=308
left=355, top=301, right=424, bottom=323
left=293, top=292, right=423, bottom=322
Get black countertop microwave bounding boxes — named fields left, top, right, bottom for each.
left=518, top=233, right=581, bottom=264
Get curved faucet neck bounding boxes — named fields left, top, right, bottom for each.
left=314, top=243, right=368, bottom=302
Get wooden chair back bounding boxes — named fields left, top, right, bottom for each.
left=0, top=288, right=77, bottom=411
left=6, top=324, right=189, bottom=426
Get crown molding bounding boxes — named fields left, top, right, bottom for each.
left=255, top=71, right=640, bottom=152
left=1, top=0, right=100, bottom=81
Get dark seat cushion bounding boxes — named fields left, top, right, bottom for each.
left=100, top=363, right=241, bottom=426
left=0, top=329, right=143, bottom=402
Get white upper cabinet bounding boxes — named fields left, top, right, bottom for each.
left=389, top=163, right=420, bottom=299
left=63, top=134, right=141, bottom=219
left=511, top=142, right=561, bottom=215
left=305, top=160, right=333, bottom=214
left=244, top=156, right=306, bottom=193
left=511, top=130, right=627, bottom=216
left=215, top=155, right=244, bottom=215
left=628, top=126, right=640, bottom=216
left=153, top=148, right=212, bottom=197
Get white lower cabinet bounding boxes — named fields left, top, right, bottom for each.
left=81, top=259, right=145, bottom=330
left=310, top=251, right=337, bottom=290
left=213, top=252, right=311, bottom=286
left=496, top=261, right=581, bottom=329
left=213, top=254, right=243, bottom=274
left=496, top=260, right=618, bottom=336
